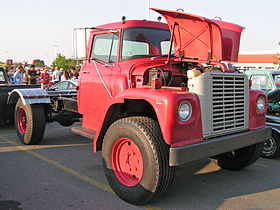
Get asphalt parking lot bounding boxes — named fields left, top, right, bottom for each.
left=0, top=122, right=280, bottom=210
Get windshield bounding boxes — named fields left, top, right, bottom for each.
left=272, top=74, right=280, bottom=89
left=121, top=27, right=173, bottom=60
left=0, top=69, right=7, bottom=83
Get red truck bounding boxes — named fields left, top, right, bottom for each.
left=8, top=8, right=271, bottom=204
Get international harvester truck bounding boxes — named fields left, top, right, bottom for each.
left=8, top=8, right=271, bottom=204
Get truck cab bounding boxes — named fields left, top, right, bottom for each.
left=9, top=8, right=271, bottom=204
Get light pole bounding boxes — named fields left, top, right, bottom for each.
left=148, top=0, right=150, bottom=20
left=54, top=44, right=59, bottom=58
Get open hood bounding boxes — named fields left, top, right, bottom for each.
left=151, top=8, right=244, bottom=62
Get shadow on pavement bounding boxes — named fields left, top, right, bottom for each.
left=0, top=200, right=23, bottom=210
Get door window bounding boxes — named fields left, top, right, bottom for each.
left=91, top=33, right=118, bottom=63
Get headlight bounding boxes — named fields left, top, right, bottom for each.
left=257, top=96, right=265, bottom=113
left=178, top=101, right=192, bottom=122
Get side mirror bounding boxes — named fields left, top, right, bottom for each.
left=73, top=28, right=88, bottom=59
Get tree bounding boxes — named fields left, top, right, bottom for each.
left=14, top=61, right=28, bottom=69
left=33, top=59, right=45, bottom=67
left=51, top=53, right=82, bottom=71
left=0, top=62, right=4, bottom=68
left=5, top=60, right=12, bottom=69
left=273, top=54, right=280, bottom=69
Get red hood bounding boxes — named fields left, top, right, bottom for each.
left=151, top=8, right=244, bottom=62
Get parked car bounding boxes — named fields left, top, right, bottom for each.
left=245, top=69, right=280, bottom=158
left=245, top=69, right=280, bottom=92
left=0, top=67, right=39, bottom=125
left=49, top=79, right=78, bottom=91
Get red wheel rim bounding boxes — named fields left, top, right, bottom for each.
left=17, top=107, right=27, bottom=135
left=111, top=138, right=144, bottom=187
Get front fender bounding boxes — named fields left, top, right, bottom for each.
left=115, top=87, right=203, bottom=146
left=249, top=89, right=267, bottom=130
left=8, top=88, right=51, bottom=105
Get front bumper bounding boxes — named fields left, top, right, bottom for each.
left=169, top=127, right=271, bottom=166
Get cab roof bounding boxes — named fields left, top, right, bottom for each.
left=245, top=69, right=280, bottom=74
left=96, top=20, right=169, bottom=31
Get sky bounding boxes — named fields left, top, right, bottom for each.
left=0, top=0, right=279, bottom=65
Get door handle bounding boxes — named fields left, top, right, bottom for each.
left=82, top=71, right=89, bottom=74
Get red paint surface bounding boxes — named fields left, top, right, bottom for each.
left=111, top=138, right=143, bottom=187
left=151, top=8, right=243, bottom=62
left=17, top=107, right=27, bottom=135
left=77, top=9, right=261, bottom=153
left=249, top=89, right=267, bottom=130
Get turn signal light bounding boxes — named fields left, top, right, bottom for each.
left=152, top=78, right=162, bottom=89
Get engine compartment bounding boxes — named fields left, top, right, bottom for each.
left=142, top=62, right=223, bottom=89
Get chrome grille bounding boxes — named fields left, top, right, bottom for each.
left=212, top=74, right=247, bottom=133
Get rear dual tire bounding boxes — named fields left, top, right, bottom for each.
left=15, top=98, right=46, bottom=145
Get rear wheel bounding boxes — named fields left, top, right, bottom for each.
left=102, top=116, right=174, bottom=205
left=261, top=130, right=280, bottom=159
left=15, top=98, right=46, bottom=145
left=217, top=143, right=263, bottom=170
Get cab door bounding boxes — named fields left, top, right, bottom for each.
left=78, top=32, right=119, bottom=129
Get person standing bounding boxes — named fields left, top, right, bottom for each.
left=69, top=67, right=79, bottom=79
left=61, top=69, right=69, bottom=81
left=40, top=67, right=51, bottom=89
left=14, top=66, right=24, bottom=84
left=27, top=65, right=37, bottom=84
left=22, top=68, right=28, bottom=84
left=52, top=67, right=60, bottom=84
left=36, top=69, right=41, bottom=84
left=59, top=68, right=64, bottom=81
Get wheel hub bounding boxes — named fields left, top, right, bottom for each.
left=111, top=138, right=144, bottom=187
left=263, top=138, right=277, bottom=156
left=17, top=107, right=27, bottom=135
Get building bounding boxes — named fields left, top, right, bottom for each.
left=234, top=49, right=280, bottom=71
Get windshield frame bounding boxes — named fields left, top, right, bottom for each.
left=272, top=73, right=280, bottom=89
left=119, top=26, right=172, bottom=61
left=0, top=68, right=8, bottom=84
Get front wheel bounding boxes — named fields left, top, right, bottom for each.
left=217, top=143, right=263, bottom=170
left=15, top=98, right=46, bottom=145
left=261, top=130, right=280, bottom=159
left=102, top=117, right=174, bottom=205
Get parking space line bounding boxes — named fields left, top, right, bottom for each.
left=0, top=126, right=69, bottom=138
left=0, top=136, right=159, bottom=210
left=0, top=133, right=17, bottom=137
left=255, top=163, right=274, bottom=169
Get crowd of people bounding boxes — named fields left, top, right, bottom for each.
left=5, top=65, right=79, bottom=89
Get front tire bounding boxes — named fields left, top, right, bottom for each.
left=102, top=117, right=174, bottom=205
left=217, top=143, right=263, bottom=170
left=15, top=98, right=46, bottom=145
left=261, top=130, right=280, bottom=159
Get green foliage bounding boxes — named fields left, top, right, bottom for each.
left=0, top=62, right=4, bottom=68
left=51, top=53, right=82, bottom=71
left=5, top=60, right=12, bottom=69
left=273, top=54, right=280, bottom=69
left=33, top=59, right=45, bottom=67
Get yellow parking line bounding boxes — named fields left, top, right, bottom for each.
left=0, top=136, right=159, bottom=210
left=255, top=163, right=273, bottom=169
left=0, top=126, right=69, bottom=138
left=0, top=133, right=17, bottom=137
